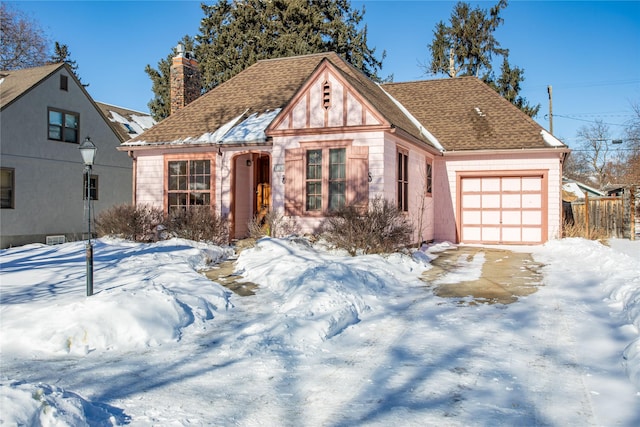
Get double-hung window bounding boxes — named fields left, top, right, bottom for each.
left=168, top=159, right=211, bottom=212
left=328, top=148, right=346, bottom=210
left=305, top=147, right=346, bottom=212
left=306, top=150, right=322, bottom=211
left=426, top=160, right=433, bottom=196
left=1, top=168, right=14, bottom=209
left=397, top=149, right=409, bottom=211
left=48, top=108, right=79, bottom=143
left=83, top=174, right=98, bottom=200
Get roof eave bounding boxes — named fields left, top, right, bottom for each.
left=442, top=146, right=571, bottom=157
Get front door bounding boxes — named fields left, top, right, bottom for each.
left=254, top=155, right=271, bottom=226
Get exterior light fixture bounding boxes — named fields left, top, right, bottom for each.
left=79, top=137, right=97, bottom=296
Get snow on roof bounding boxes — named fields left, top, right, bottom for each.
left=123, top=109, right=281, bottom=146
left=563, top=182, right=585, bottom=200
left=540, top=129, right=565, bottom=147
left=219, top=109, right=281, bottom=144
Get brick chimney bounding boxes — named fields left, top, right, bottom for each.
left=170, top=43, right=201, bottom=115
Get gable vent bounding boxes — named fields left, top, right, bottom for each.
left=322, top=81, right=331, bottom=109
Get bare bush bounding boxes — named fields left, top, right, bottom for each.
left=165, top=206, right=228, bottom=245
left=321, top=196, right=413, bottom=256
left=247, top=210, right=300, bottom=238
left=562, top=220, right=608, bottom=241
left=95, top=204, right=164, bottom=242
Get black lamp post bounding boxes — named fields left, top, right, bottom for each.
left=79, top=137, right=97, bottom=296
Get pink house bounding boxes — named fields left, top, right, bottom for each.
left=120, top=51, right=568, bottom=245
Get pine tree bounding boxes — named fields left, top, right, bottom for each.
left=49, top=42, right=88, bottom=87
left=486, top=57, right=539, bottom=117
left=145, top=0, right=383, bottom=120
left=427, top=0, right=539, bottom=117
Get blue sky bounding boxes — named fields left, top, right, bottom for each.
left=10, top=0, right=640, bottom=148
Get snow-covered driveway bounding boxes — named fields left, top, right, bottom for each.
left=1, top=237, right=638, bottom=426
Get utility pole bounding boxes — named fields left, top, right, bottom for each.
left=547, top=85, right=553, bottom=134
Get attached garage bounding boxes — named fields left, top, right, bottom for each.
left=458, top=171, right=548, bottom=244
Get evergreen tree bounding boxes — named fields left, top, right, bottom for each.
left=486, top=57, right=539, bottom=117
left=145, top=0, right=383, bottom=120
left=427, top=0, right=539, bottom=117
left=49, top=42, right=87, bottom=87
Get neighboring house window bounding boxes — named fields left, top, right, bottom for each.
left=48, top=108, right=79, bottom=143
left=83, top=174, right=98, bottom=200
left=60, top=75, right=68, bottom=91
left=1, top=168, right=15, bottom=209
left=397, top=149, right=409, bottom=211
left=123, top=123, right=137, bottom=134
left=167, top=160, right=211, bottom=212
left=285, top=144, right=368, bottom=216
left=426, top=160, right=433, bottom=196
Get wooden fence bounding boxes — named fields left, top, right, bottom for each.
left=565, top=185, right=638, bottom=240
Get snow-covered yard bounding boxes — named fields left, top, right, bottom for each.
left=1, top=236, right=638, bottom=426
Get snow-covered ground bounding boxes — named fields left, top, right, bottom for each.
left=1, top=236, right=638, bottom=426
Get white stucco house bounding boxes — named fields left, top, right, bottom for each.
left=121, top=51, right=569, bottom=245
left=0, top=63, right=152, bottom=248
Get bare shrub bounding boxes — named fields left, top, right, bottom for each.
left=562, top=220, right=609, bottom=241
left=247, top=210, right=300, bottom=238
left=95, top=204, right=164, bottom=242
left=165, top=206, right=228, bottom=245
left=321, top=196, right=413, bottom=256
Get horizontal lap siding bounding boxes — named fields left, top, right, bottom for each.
left=136, top=155, right=164, bottom=208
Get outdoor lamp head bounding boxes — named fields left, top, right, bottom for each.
left=79, top=137, right=97, bottom=166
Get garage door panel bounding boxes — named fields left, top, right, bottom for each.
left=522, top=177, right=541, bottom=191
left=502, top=211, right=522, bottom=225
left=522, top=211, right=541, bottom=225
left=482, top=211, right=501, bottom=225
left=502, top=178, right=521, bottom=191
left=523, top=194, right=541, bottom=208
left=464, top=226, right=481, bottom=241
left=483, top=178, right=501, bottom=191
left=482, top=194, right=500, bottom=208
left=463, top=211, right=481, bottom=224
left=502, top=194, right=521, bottom=208
left=464, top=178, right=482, bottom=191
left=502, top=228, right=522, bottom=242
left=522, top=228, right=542, bottom=242
left=463, top=194, right=481, bottom=208
left=482, top=227, right=500, bottom=241
left=460, top=174, right=544, bottom=244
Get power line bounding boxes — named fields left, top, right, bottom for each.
left=545, top=114, right=632, bottom=127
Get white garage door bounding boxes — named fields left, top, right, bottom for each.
left=460, top=175, right=545, bottom=244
